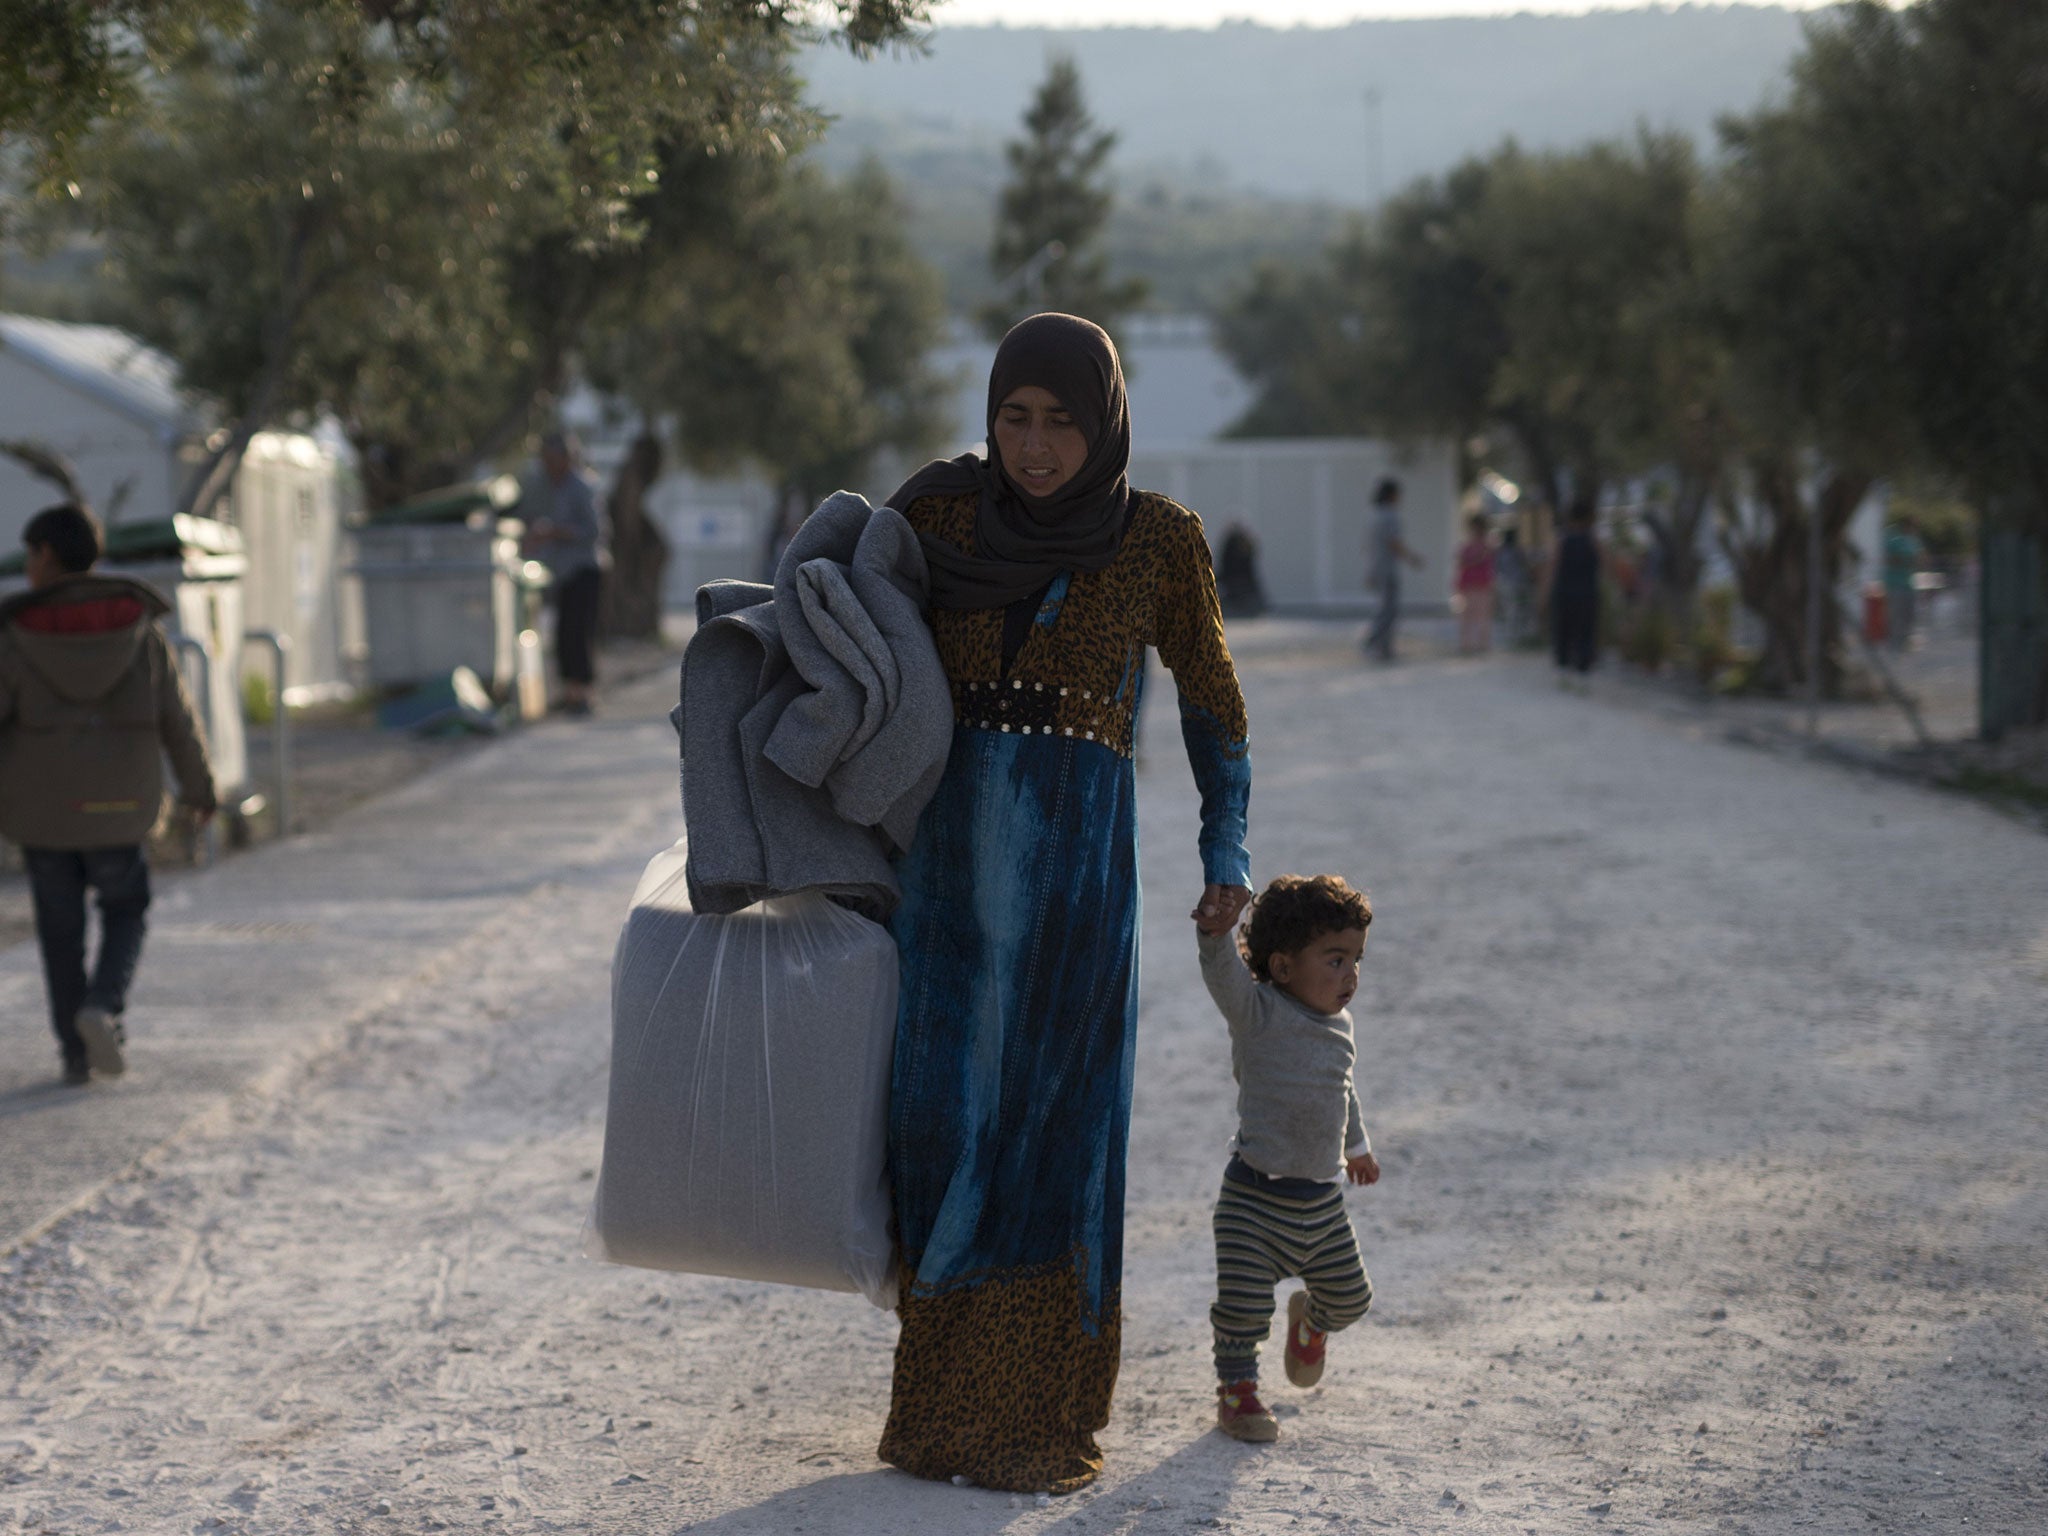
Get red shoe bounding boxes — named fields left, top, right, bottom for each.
left=1217, top=1380, right=1278, bottom=1442
left=1284, top=1291, right=1327, bottom=1387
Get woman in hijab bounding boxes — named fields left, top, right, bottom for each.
left=881, top=313, right=1253, bottom=1493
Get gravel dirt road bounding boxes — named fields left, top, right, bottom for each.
left=3, top=632, right=2043, bottom=1534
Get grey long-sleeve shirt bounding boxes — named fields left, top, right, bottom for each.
left=530, top=467, right=607, bottom=577
left=1198, top=928, right=1369, bottom=1184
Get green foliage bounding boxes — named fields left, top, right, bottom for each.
left=85, top=9, right=503, bottom=408
left=48, top=0, right=943, bottom=511
left=1725, top=0, right=2048, bottom=522
left=979, top=56, right=1147, bottom=344
left=1706, top=0, right=2048, bottom=715
left=1946, top=765, right=2048, bottom=814
left=585, top=156, right=950, bottom=502
left=5, top=0, right=931, bottom=237
left=0, top=0, right=237, bottom=204
left=1475, top=135, right=1699, bottom=506
left=1215, top=158, right=1504, bottom=446
left=1711, top=52, right=1917, bottom=474
left=1216, top=134, right=1698, bottom=516
left=242, top=667, right=276, bottom=725
left=1690, top=585, right=1739, bottom=687
left=1218, top=0, right=2048, bottom=725
left=1886, top=482, right=1977, bottom=563
left=1617, top=598, right=1675, bottom=673
left=74, top=4, right=529, bottom=509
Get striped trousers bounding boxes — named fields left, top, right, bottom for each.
left=1211, top=1169, right=1372, bottom=1382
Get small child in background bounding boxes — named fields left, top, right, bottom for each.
left=1196, top=873, right=1380, bottom=1442
left=1455, top=514, right=1497, bottom=654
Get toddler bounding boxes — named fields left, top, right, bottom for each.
left=1197, top=873, right=1379, bottom=1442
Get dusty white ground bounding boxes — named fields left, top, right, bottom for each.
left=3, top=631, right=2045, bottom=1535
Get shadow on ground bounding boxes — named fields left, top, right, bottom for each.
left=664, top=1432, right=1237, bottom=1535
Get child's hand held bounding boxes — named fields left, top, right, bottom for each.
left=1190, top=883, right=1250, bottom=935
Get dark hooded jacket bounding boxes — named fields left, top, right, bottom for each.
left=0, top=572, right=216, bottom=849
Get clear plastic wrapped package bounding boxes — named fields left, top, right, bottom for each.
left=588, top=840, right=900, bottom=1308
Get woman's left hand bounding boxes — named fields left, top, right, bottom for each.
left=1191, top=883, right=1252, bottom=935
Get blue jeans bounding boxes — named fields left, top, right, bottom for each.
left=23, top=846, right=151, bottom=1066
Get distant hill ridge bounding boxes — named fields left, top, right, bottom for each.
left=800, top=6, right=1813, bottom=204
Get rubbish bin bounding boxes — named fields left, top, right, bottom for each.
left=351, top=480, right=528, bottom=692
left=0, top=515, right=251, bottom=804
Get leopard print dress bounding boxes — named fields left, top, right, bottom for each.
left=880, top=489, right=1252, bottom=1494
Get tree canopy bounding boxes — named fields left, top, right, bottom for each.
left=32, top=0, right=944, bottom=512
left=1217, top=0, right=2048, bottom=727
left=4, top=0, right=931, bottom=226
left=979, top=56, right=1146, bottom=344
left=1216, top=134, right=1695, bottom=516
left=584, top=156, right=950, bottom=505
left=1720, top=0, right=2048, bottom=523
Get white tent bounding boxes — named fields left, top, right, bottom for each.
left=0, top=314, right=359, bottom=697
left=0, top=314, right=198, bottom=540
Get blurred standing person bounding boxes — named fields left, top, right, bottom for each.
left=1361, top=477, right=1423, bottom=663
left=1453, top=515, right=1497, bottom=654
left=1217, top=524, right=1267, bottom=619
left=1494, top=526, right=1531, bottom=644
left=525, top=431, right=608, bottom=715
left=1882, top=513, right=1925, bottom=651
left=1545, top=501, right=1602, bottom=685
left=0, top=505, right=215, bottom=1085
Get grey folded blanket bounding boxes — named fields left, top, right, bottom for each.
left=676, top=491, right=952, bottom=922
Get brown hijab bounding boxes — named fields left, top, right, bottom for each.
left=888, top=312, right=1132, bottom=611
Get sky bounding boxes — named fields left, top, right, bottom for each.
left=932, top=0, right=1839, bottom=26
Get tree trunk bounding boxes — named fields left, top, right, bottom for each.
left=599, top=432, right=669, bottom=642
left=1503, top=410, right=1566, bottom=519
left=1720, top=457, right=1870, bottom=697
left=1643, top=473, right=1711, bottom=640
left=1978, top=497, right=2048, bottom=738
left=176, top=207, right=328, bottom=520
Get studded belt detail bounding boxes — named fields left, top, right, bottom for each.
left=954, top=677, right=1130, bottom=753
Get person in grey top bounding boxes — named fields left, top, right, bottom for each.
left=1361, top=476, right=1422, bottom=663
left=1196, top=872, right=1380, bottom=1442
left=525, top=431, right=608, bottom=715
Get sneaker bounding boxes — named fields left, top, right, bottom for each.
left=74, top=1006, right=125, bottom=1078
left=1284, top=1291, right=1327, bottom=1388
left=1216, top=1380, right=1279, bottom=1443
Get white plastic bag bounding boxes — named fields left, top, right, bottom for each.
left=587, top=840, right=900, bottom=1308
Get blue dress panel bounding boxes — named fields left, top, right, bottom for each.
left=880, top=490, right=1251, bottom=1493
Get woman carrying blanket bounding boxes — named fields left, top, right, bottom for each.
left=882, top=313, right=1253, bottom=1494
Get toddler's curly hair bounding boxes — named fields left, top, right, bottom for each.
left=1239, top=873, right=1373, bottom=982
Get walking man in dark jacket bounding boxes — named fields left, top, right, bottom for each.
left=0, top=505, right=216, bottom=1084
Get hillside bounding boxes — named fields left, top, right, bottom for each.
left=798, top=5, right=1811, bottom=309
left=802, top=6, right=1809, bottom=201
